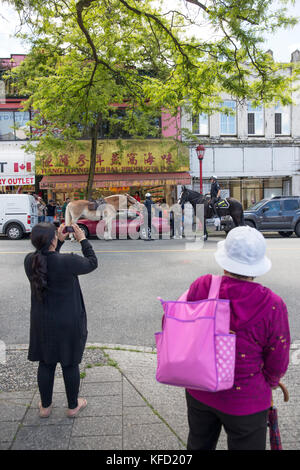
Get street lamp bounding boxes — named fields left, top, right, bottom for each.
left=196, top=144, right=205, bottom=195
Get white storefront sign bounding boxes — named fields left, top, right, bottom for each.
left=0, top=142, right=35, bottom=186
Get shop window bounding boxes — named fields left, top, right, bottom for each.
left=192, top=113, right=209, bottom=135
left=220, top=101, right=236, bottom=135
left=0, top=111, right=15, bottom=140
left=14, top=111, right=30, bottom=140
left=0, top=110, right=31, bottom=140
left=275, top=104, right=290, bottom=135
left=247, top=103, right=264, bottom=135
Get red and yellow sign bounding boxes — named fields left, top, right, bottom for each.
left=36, top=139, right=189, bottom=175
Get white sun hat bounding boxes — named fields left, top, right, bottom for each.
left=214, top=226, right=271, bottom=277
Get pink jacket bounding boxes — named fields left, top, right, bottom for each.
left=186, top=274, right=290, bottom=416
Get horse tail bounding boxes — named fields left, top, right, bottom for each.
left=65, top=202, right=72, bottom=226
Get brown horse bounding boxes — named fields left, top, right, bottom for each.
left=65, top=194, right=144, bottom=240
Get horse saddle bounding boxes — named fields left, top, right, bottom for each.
left=216, top=198, right=230, bottom=209
left=88, top=198, right=106, bottom=211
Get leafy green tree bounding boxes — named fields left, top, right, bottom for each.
left=4, top=0, right=300, bottom=197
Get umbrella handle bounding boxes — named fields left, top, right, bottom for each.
left=278, top=382, right=289, bottom=402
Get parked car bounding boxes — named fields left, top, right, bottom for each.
left=0, top=194, right=38, bottom=240
left=243, top=196, right=300, bottom=237
left=62, top=209, right=171, bottom=239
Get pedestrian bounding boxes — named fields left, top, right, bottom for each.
left=185, top=226, right=290, bottom=450
left=143, top=192, right=155, bottom=240
left=45, top=199, right=57, bottom=223
left=62, top=197, right=70, bottom=219
left=24, top=222, right=98, bottom=418
left=37, top=197, right=46, bottom=223
left=133, top=191, right=141, bottom=203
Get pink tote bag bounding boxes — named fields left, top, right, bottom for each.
left=155, top=275, right=236, bottom=392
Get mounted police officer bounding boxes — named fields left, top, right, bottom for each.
left=210, top=176, right=221, bottom=227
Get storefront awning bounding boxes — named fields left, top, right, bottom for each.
left=40, top=172, right=191, bottom=190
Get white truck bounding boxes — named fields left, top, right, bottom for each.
left=0, top=194, right=38, bottom=239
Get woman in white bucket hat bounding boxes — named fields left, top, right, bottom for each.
left=214, top=225, right=272, bottom=277
left=185, top=226, right=290, bottom=450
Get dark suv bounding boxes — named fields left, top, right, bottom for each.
left=243, top=196, right=300, bottom=237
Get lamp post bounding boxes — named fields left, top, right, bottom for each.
left=196, top=144, right=205, bottom=195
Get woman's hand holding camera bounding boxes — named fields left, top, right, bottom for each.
left=57, top=223, right=69, bottom=242
left=72, top=224, right=86, bottom=243
left=58, top=223, right=86, bottom=242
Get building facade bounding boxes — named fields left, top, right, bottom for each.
left=0, top=54, right=190, bottom=205
left=181, top=50, right=300, bottom=208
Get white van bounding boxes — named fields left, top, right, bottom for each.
left=0, top=194, right=38, bottom=240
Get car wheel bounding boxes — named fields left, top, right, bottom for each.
left=245, top=220, right=255, bottom=228
left=6, top=223, right=24, bottom=240
left=278, top=231, right=293, bottom=238
left=295, top=222, right=300, bottom=238
left=78, top=224, right=89, bottom=239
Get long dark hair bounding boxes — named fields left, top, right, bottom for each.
left=30, top=223, right=57, bottom=301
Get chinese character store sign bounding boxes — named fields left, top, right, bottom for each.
left=36, top=139, right=189, bottom=175
left=0, top=154, right=35, bottom=186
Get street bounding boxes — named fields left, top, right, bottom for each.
left=1, top=233, right=300, bottom=347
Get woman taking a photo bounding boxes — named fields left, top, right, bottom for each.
left=24, top=222, right=98, bottom=418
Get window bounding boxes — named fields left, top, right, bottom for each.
left=192, top=113, right=209, bottom=135
left=0, top=111, right=15, bottom=140
left=247, top=103, right=264, bottom=135
left=263, top=201, right=281, bottom=213
left=283, top=199, right=299, bottom=211
left=14, top=111, right=30, bottom=140
left=275, top=104, right=290, bottom=135
left=220, top=100, right=236, bottom=135
left=0, top=110, right=31, bottom=140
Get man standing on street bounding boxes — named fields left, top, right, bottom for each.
left=143, top=193, right=155, bottom=241
left=45, top=200, right=57, bottom=223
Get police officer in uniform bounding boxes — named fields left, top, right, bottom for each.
left=210, top=176, right=221, bottom=225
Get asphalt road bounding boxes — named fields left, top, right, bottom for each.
left=0, top=232, right=300, bottom=347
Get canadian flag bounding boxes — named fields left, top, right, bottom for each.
left=14, top=162, right=32, bottom=172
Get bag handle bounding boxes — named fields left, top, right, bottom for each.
left=208, top=275, right=222, bottom=299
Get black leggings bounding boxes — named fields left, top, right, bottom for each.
left=37, top=361, right=80, bottom=409
left=186, top=391, right=268, bottom=451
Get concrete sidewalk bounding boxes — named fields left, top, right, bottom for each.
left=0, top=344, right=299, bottom=450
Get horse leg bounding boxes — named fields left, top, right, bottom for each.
left=204, top=218, right=208, bottom=240
left=65, top=204, right=76, bottom=241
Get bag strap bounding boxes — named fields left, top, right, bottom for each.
left=208, top=275, right=222, bottom=299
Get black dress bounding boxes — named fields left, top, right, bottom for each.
left=24, top=239, right=98, bottom=366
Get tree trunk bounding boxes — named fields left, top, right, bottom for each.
left=85, top=112, right=102, bottom=199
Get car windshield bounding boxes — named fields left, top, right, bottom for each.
left=246, top=199, right=268, bottom=211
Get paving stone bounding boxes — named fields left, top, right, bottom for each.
left=84, top=366, right=121, bottom=383
left=69, top=435, right=122, bottom=450
left=0, top=441, right=11, bottom=450
left=123, top=423, right=185, bottom=450
left=80, top=381, right=121, bottom=397
left=11, top=424, right=72, bottom=450
left=123, top=406, right=162, bottom=426
left=71, top=415, right=122, bottom=437
left=76, top=395, right=122, bottom=417
left=123, top=381, right=146, bottom=407
left=0, top=421, right=20, bottom=442
left=0, top=400, right=29, bottom=421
